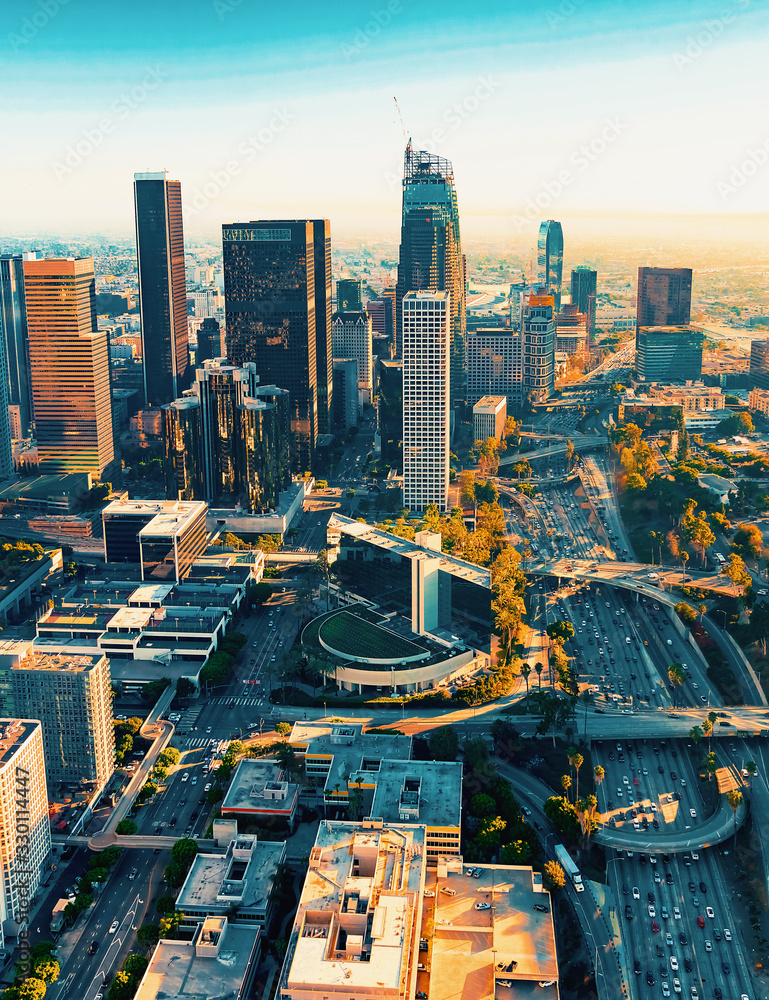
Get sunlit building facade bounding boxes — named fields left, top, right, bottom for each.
left=636, top=267, right=692, bottom=330
left=23, top=257, right=115, bottom=477
left=537, top=220, right=564, bottom=311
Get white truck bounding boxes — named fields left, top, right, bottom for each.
left=554, top=844, right=584, bottom=892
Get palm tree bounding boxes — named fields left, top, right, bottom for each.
left=585, top=793, right=598, bottom=837
left=705, top=751, right=717, bottom=782
left=535, top=661, right=543, bottom=691
left=701, top=717, right=713, bottom=750
left=668, top=664, right=685, bottom=707
left=568, top=748, right=584, bottom=802
left=521, top=662, right=532, bottom=709
left=680, top=550, right=689, bottom=581
left=747, top=761, right=757, bottom=781
left=581, top=689, right=592, bottom=736
left=593, top=764, right=605, bottom=791
left=689, top=725, right=702, bottom=746
left=727, top=789, right=743, bottom=848
left=561, top=774, right=572, bottom=800
left=698, top=603, right=706, bottom=623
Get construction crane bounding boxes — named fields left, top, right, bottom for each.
left=393, top=96, right=409, bottom=146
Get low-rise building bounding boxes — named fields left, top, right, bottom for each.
left=133, top=916, right=260, bottom=1000
left=277, top=820, right=428, bottom=1000
left=220, top=759, right=300, bottom=830
left=749, top=387, right=769, bottom=417
left=473, top=395, right=507, bottom=442
left=102, top=499, right=208, bottom=582
left=175, top=834, right=286, bottom=934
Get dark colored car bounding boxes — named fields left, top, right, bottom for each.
left=533, top=904, right=549, bottom=912
left=634, top=960, right=641, bottom=975
left=684, top=959, right=693, bottom=973
left=647, top=972, right=655, bottom=986
left=679, top=933, right=688, bottom=946
left=665, top=872, right=674, bottom=885
left=648, top=892, right=655, bottom=903
left=625, top=905, right=633, bottom=920
left=688, top=882, right=696, bottom=893
left=622, top=884, right=630, bottom=896
left=699, top=881, right=707, bottom=893
left=89, top=940, right=99, bottom=954
left=715, top=989, right=723, bottom=1000
left=722, top=963, right=730, bottom=975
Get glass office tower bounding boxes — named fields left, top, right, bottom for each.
left=396, top=144, right=466, bottom=409
left=537, top=220, right=564, bottom=311
left=134, top=171, right=191, bottom=406
left=570, top=266, right=597, bottom=343
left=0, top=253, right=35, bottom=439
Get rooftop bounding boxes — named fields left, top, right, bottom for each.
left=0, top=719, right=41, bottom=770
left=474, top=395, right=507, bottom=413
left=290, top=723, right=412, bottom=795
left=176, top=835, right=285, bottom=914
left=16, top=649, right=102, bottom=673
left=133, top=919, right=260, bottom=1000
left=424, top=862, right=558, bottom=1000
left=281, top=820, right=427, bottom=998
left=102, top=499, right=207, bottom=538
left=365, top=759, right=462, bottom=830
left=221, top=759, right=300, bottom=816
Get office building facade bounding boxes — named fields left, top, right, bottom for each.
left=195, top=317, right=223, bottom=365
left=570, top=265, right=597, bottom=343
left=636, top=326, right=704, bottom=383
left=23, top=257, right=115, bottom=477
left=522, top=292, right=556, bottom=400
left=8, top=652, right=114, bottom=788
left=750, top=340, right=769, bottom=390
left=537, top=220, right=564, bottom=311
left=164, top=360, right=291, bottom=513
left=403, top=291, right=450, bottom=512
left=466, top=327, right=523, bottom=409
left=332, top=359, right=358, bottom=432
left=223, top=220, right=325, bottom=471
left=134, top=171, right=191, bottom=406
left=336, top=278, right=362, bottom=312
left=396, top=145, right=466, bottom=407
left=473, top=395, right=506, bottom=442
left=102, top=499, right=209, bottom=581
left=312, top=220, right=333, bottom=436
left=378, top=360, right=403, bottom=467
left=0, top=253, right=35, bottom=439
left=0, top=720, right=51, bottom=950
left=331, top=311, right=373, bottom=406
left=636, top=267, right=692, bottom=329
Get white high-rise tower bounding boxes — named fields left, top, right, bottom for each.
left=403, top=290, right=450, bottom=512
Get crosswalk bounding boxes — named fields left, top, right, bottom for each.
left=210, top=696, right=263, bottom=707
left=185, top=736, right=220, bottom=749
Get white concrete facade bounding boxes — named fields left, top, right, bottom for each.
left=331, top=312, right=373, bottom=406
left=403, top=291, right=450, bottom=512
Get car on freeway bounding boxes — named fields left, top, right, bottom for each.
left=722, top=962, right=731, bottom=975
left=704, top=940, right=712, bottom=952
left=665, top=933, right=674, bottom=946
left=662, top=982, right=671, bottom=998
left=673, top=907, right=681, bottom=920
left=696, top=915, right=705, bottom=928
left=673, top=979, right=681, bottom=994
left=109, top=920, right=119, bottom=933
left=651, top=919, right=659, bottom=933
left=670, top=957, right=678, bottom=972
left=633, top=886, right=640, bottom=899
left=706, top=907, right=715, bottom=918
left=724, top=928, right=732, bottom=941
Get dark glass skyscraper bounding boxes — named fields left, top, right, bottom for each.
left=396, top=144, right=466, bottom=408
left=195, top=317, right=222, bottom=365
left=0, top=253, right=35, bottom=440
left=537, top=221, right=564, bottom=311
left=570, top=265, right=597, bottom=343
left=337, top=279, right=362, bottom=312
left=134, top=171, right=191, bottom=406
left=223, top=220, right=326, bottom=471
left=636, top=267, right=692, bottom=329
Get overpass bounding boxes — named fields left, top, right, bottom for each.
left=500, top=435, right=606, bottom=467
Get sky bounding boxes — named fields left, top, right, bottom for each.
left=1, top=0, right=769, bottom=242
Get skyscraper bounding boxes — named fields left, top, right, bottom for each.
left=750, top=340, right=769, bottom=390
left=570, top=266, right=597, bottom=343
left=196, top=317, right=223, bottom=365
left=636, top=267, right=692, bottom=329
left=134, top=171, right=191, bottom=406
left=332, top=310, right=373, bottom=406
left=378, top=360, right=403, bottom=468
left=0, top=720, right=50, bottom=952
left=636, top=326, right=703, bottom=383
left=312, top=220, right=333, bottom=436
left=396, top=144, right=466, bottom=408
left=164, top=359, right=290, bottom=513
left=23, top=257, right=115, bottom=476
left=223, top=220, right=321, bottom=471
left=7, top=650, right=115, bottom=788
left=402, top=291, right=450, bottom=512
left=537, top=221, right=564, bottom=311
left=0, top=253, right=35, bottom=438
left=336, top=279, right=362, bottom=312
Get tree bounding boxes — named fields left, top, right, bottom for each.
left=428, top=726, right=459, bottom=761
left=725, top=552, right=750, bottom=594
left=546, top=620, right=575, bottom=644
left=459, top=470, right=476, bottom=508
left=176, top=677, right=196, bottom=699
left=159, top=912, right=183, bottom=939
left=689, top=725, right=702, bottom=746
left=534, top=662, right=543, bottom=689
left=747, top=761, right=757, bottom=779
left=32, top=958, right=59, bottom=984
left=702, top=717, right=713, bottom=749
left=475, top=815, right=506, bottom=853
left=727, top=789, right=743, bottom=848
left=543, top=860, right=566, bottom=891
left=500, top=840, right=533, bottom=865
left=137, top=923, right=160, bottom=947
left=116, top=819, right=137, bottom=835
left=155, top=895, right=176, bottom=915
left=521, top=662, right=532, bottom=708
left=668, top=663, right=685, bottom=707
left=172, top=837, right=199, bottom=870
left=469, top=793, right=497, bottom=818
left=561, top=774, right=572, bottom=800
left=275, top=721, right=291, bottom=736
left=163, top=863, right=187, bottom=888
left=568, top=747, right=584, bottom=802
left=593, top=765, right=605, bottom=791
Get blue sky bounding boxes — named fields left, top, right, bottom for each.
left=1, top=0, right=768, bottom=239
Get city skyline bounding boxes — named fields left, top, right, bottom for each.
left=1, top=0, right=768, bottom=238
